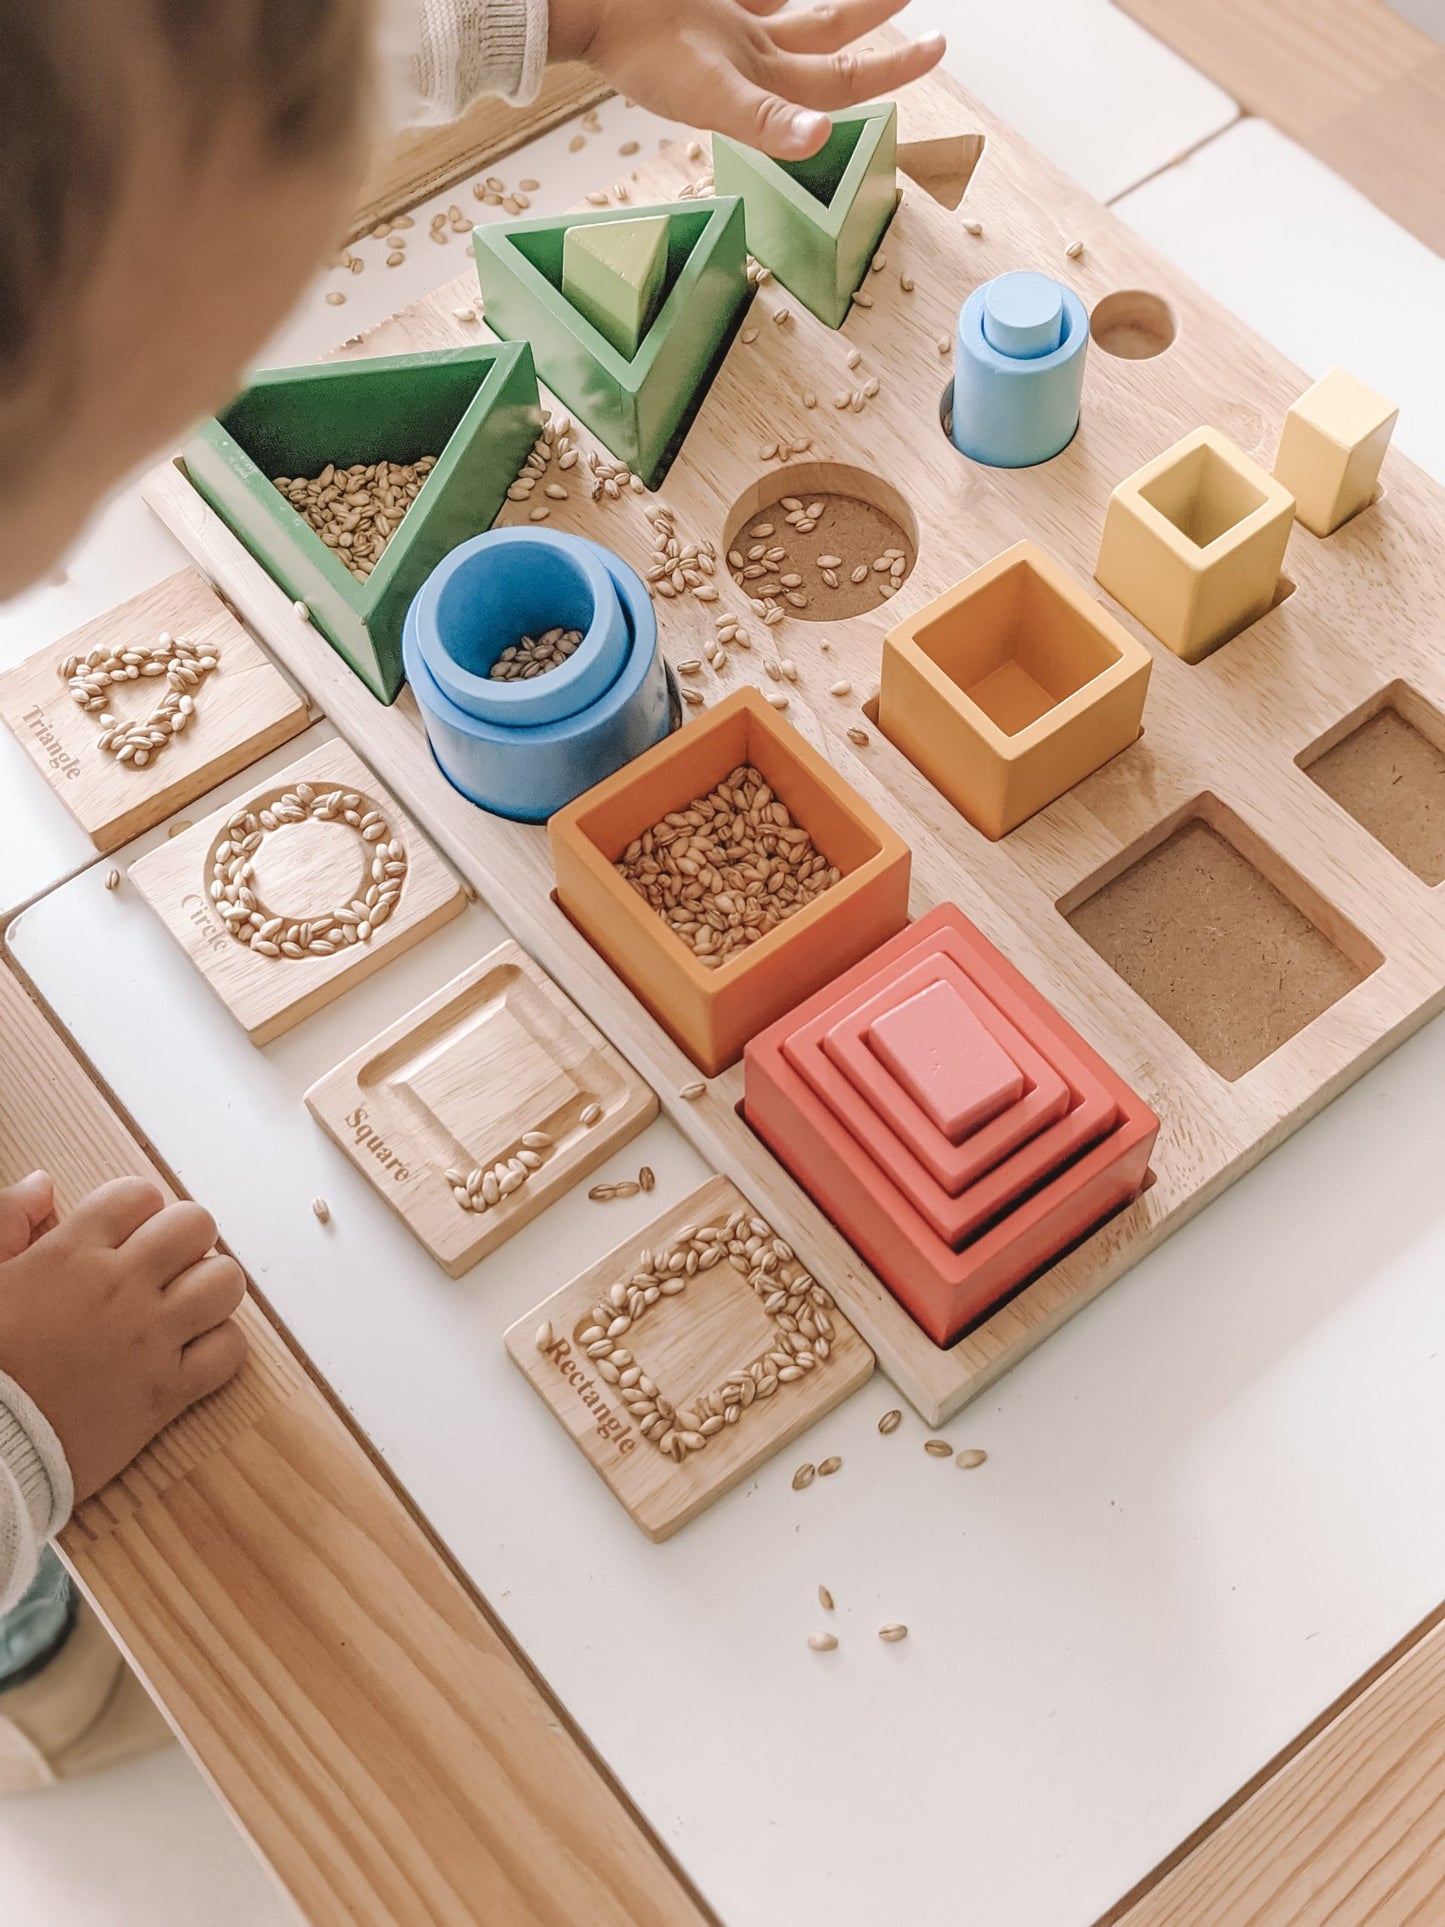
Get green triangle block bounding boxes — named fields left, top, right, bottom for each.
left=474, top=198, right=748, bottom=489
left=562, top=214, right=669, bottom=360
left=712, top=103, right=898, bottom=330
left=183, top=342, right=542, bottom=703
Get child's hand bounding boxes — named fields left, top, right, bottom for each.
left=552, top=0, right=946, bottom=160
left=0, top=1174, right=246, bottom=1502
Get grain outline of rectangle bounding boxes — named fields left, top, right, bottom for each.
left=505, top=1175, right=874, bottom=1540
left=0, top=569, right=309, bottom=853
left=305, top=940, right=658, bottom=1275
left=130, top=739, right=465, bottom=1045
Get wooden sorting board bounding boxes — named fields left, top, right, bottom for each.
left=144, top=53, right=1445, bottom=1426
left=0, top=569, right=309, bottom=852
left=130, top=739, right=466, bottom=1045
left=306, top=940, right=658, bottom=1275
left=504, top=1175, right=874, bottom=1540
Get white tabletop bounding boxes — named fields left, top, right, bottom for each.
left=7, top=29, right=1445, bottom=1927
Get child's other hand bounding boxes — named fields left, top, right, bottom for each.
left=552, top=0, right=946, bottom=161
left=0, top=1175, right=246, bottom=1502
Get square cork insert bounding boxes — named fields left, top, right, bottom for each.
left=1063, top=796, right=1382, bottom=1080
left=130, top=740, right=466, bottom=1046
left=505, top=1176, right=874, bottom=1540
left=0, top=569, right=309, bottom=853
left=823, top=952, right=1070, bottom=1191
left=866, top=979, right=1026, bottom=1141
left=1299, top=684, right=1445, bottom=888
left=789, top=949, right=1120, bottom=1248
left=305, top=942, right=658, bottom=1276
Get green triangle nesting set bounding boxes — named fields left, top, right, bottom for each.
left=712, top=102, right=898, bottom=329
left=183, top=343, right=543, bottom=703
left=473, top=197, right=749, bottom=488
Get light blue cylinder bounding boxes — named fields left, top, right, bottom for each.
left=405, top=530, right=674, bottom=822
left=951, top=270, right=1089, bottom=469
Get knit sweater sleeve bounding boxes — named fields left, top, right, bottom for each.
left=0, top=1371, right=74, bottom=1617
left=380, top=0, right=551, bottom=125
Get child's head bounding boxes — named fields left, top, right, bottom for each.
left=0, top=0, right=374, bottom=597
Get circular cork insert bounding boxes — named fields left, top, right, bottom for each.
left=721, top=463, right=918, bottom=623
left=1090, top=289, right=1176, bottom=360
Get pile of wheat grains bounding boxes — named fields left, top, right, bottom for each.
left=273, top=456, right=437, bottom=581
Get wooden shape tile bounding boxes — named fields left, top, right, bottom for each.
left=0, top=570, right=309, bottom=851
left=505, top=1176, right=874, bottom=1540
left=305, top=941, right=659, bottom=1276
left=130, top=740, right=464, bottom=1045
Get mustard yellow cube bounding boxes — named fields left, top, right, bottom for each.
left=879, top=541, right=1152, bottom=841
left=1095, top=427, right=1296, bottom=665
left=1273, top=368, right=1397, bottom=538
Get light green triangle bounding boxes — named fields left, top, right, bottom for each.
left=562, top=215, right=669, bottom=360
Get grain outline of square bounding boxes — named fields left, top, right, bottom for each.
left=0, top=570, right=309, bottom=853
left=130, top=740, right=465, bottom=1046
left=504, top=1175, right=874, bottom=1540
left=305, top=941, right=659, bottom=1276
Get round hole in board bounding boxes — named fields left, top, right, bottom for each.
left=1090, top=289, right=1177, bottom=360
left=721, top=462, right=919, bottom=624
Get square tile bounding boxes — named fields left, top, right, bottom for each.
left=867, top=978, right=1026, bottom=1142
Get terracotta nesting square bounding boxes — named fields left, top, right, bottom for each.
left=867, top=980, right=1025, bottom=1141
left=787, top=950, right=1120, bottom=1246
left=744, top=905, right=1159, bottom=1345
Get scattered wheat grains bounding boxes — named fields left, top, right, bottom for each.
left=273, top=456, right=436, bottom=583
left=311, top=1197, right=331, bottom=1225
left=488, top=626, right=583, bottom=681
left=1065, top=239, right=1084, bottom=259
left=808, top=1632, right=839, bottom=1653
left=680, top=1081, right=706, bottom=1100
left=639, top=1165, right=656, bottom=1193
left=847, top=726, right=870, bottom=747
left=581, top=1101, right=603, bottom=1126
left=817, top=1455, right=842, bottom=1477
left=957, top=1448, right=988, bottom=1470
left=878, top=1624, right=909, bottom=1644
left=103, top=868, right=121, bottom=892
left=792, top=1463, right=817, bottom=1491
left=818, top=1585, right=835, bottom=1612
left=535, top=1319, right=555, bottom=1352
left=924, top=1439, right=952, bottom=1458
left=878, top=1409, right=902, bottom=1434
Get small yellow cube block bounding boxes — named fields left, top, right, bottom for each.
left=1095, top=427, right=1296, bottom=665
left=1273, top=367, right=1397, bottom=537
left=879, top=541, right=1152, bottom=841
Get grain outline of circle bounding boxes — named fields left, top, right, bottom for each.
left=208, top=782, right=408, bottom=960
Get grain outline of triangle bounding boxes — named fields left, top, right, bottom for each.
left=712, top=102, right=898, bottom=330
left=183, top=342, right=543, bottom=704
left=473, top=196, right=749, bottom=489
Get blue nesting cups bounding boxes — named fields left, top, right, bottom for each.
left=404, top=528, right=674, bottom=821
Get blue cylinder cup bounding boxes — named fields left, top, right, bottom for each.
left=951, top=270, right=1090, bottom=470
left=404, top=529, right=673, bottom=823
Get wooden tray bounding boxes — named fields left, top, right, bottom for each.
left=306, top=940, right=657, bottom=1275
left=144, top=56, right=1445, bottom=1424
left=504, top=1175, right=874, bottom=1539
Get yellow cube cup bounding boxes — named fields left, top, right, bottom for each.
left=1095, top=427, right=1295, bottom=665
left=1273, top=368, right=1397, bottom=538
left=879, top=541, right=1152, bottom=841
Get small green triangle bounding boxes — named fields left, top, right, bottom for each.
left=474, top=197, right=749, bottom=488
left=183, top=343, right=542, bottom=702
left=712, top=103, right=898, bottom=329
left=562, top=214, right=669, bottom=360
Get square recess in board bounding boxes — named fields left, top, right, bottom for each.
left=505, top=1175, right=874, bottom=1540
left=129, top=739, right=465, bottom=1046
left=305, top=941, right=659, bottom=1276
left=0, top=569, right=309, bottom=852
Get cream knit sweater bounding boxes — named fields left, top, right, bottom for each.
left=0, top=0, right=549, bottom=1623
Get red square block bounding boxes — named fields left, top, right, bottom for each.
left=744, top=905, right=1159, bottom=1346
left=868, top=980, right=1025, bottom=1141
left=823, top=951, right=1072, bottom=1193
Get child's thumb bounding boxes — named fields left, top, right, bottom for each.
left=0, top=1171, right=56, bottom=1262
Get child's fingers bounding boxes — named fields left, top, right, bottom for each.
left=769, top=31, right=946, bottom=109
left=732, top=0, right=790, bottom=16
left=124, top=1198, right=219, bottom=1283
left=705, top=71, right=834, bottom=157
left=0, top=1171, right=56, bottom=1261
left=177, top=1319, right=248, bottom=1406
left=69, top=1176, right=168, bottom=1250
left=766, top=0, right=921, bottom=56
left=163, top=1253, right=246, bottom=1345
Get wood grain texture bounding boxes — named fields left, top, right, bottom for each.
left=144, top=54, right=1445, bottom=1432
left=0, top=947, right=712, bottom=1926
left=1115, top=0, right=1445, bottom=252
left=505, top=1175, right=874, bottom=1539
left=306, top=938, right=658, bottom=1274
left=0, top=570, right=309, bottom=853
left=129, top=739, right=466, bottom=1045
left=349, top=64, right=612, bottom=242
left=1106, top=1601, right=1445, bottom=1926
